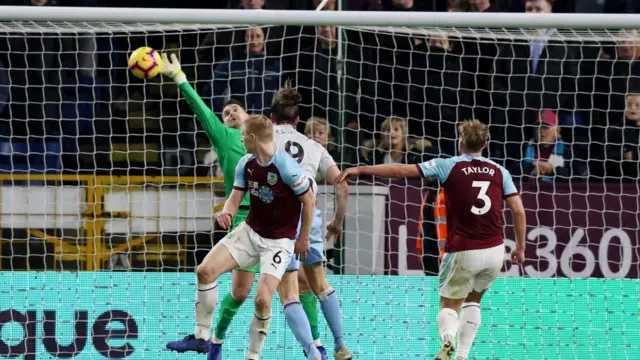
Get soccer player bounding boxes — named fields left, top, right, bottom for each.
left=198, top=114, right=316, bottom=360
left=338, top=120, right=527, bottom=360
left=161, top=54, right=324, bottom=360
left=271, top=84, right=351, bottom=360
left=160, top=53, right=257, bottom=355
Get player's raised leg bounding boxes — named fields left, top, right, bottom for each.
left=246, top=229, right=298, bottom=360
left=208, top=267, right=256, bottom=359
left=453, top=289, right=484, bottom=360
left=246, top=273, right=280, bottom=360
left=166, top=238, right=241, bottom=354
left=278, top=269, right=323, bottom=360
left=298, top=268, right=324, bottom=351
left=303, top=262, right=351, bottom=360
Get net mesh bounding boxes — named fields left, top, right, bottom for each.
left=0, top=20, right=638, bottom=360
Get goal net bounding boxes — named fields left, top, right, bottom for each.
left=0, top=10, right=639, bottom=360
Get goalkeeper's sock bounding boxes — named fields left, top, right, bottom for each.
left=456, top=302, right=481, bottom=359
left=213, top=292, right=244, bottom=342
left=318, top=288, right=346, bottom=352
left=300, top=291, right=321, bottom=342
left=283, top=301, right=321, bottom=358
left=194, top=281, right=218, bottom=341
left=247, top=312, right=271, bottom=359
left=437, top=307, right=459, bottom=344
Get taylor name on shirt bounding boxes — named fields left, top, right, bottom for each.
left=461, top=166, right=495, bottom=176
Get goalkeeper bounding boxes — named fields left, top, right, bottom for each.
left=160, top=53, right=253, bottom=355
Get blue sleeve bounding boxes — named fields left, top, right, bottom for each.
left=417, top=158, right=456, bottom=183
left=276, top=153, right=311, bottom=196
left=233, top=155, right=251, bottom=190
left=523, top=144, right=535, bottom=165
left=500, top=166, right=518, bottom=197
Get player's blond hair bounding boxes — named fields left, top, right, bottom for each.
left=304, top=117, right=332, bottom=142
left=379, top=116, right=407, bottom=150
left=243, top=114, right=274, bottom=142
left=458, top=119, right=489, bottom=153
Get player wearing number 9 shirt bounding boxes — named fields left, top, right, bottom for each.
left=270, top=84, right=351, bottom=360
left=337, top=120, right=527, bottom=360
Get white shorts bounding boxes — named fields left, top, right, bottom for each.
left=438, top=244, right=505, bottom=300
left=220, top=221, right=294, bottom=281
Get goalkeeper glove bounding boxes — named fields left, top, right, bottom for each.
left=160, top=53, right=187, bottom=85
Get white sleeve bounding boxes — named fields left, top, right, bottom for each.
left=317, top=145, right=337, bottom=177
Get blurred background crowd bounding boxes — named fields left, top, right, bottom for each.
left=1, top=0, right=640, bottom=183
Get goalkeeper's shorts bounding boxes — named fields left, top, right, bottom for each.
left=231, top=208, right=259, bottom=273
left=286, top=209, right=326, bottom=272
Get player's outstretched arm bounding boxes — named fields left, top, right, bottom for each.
left=506, top=195, right=526, bottom=264
left=337, top=164, right=421, bottom=182
left=296, top=190, right=316, bottom=260
left=160, top=52, right=229, bottom=150
left=324, top=165, right=348, bottom=242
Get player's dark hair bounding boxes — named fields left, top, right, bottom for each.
left=271, top=80, right=301, bottom=125
left=458, top=119, right=489, bottom=153
left=224, top=98, right=245, bottom=110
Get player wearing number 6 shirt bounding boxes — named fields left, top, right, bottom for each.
left=270, top=84, right=351, bottom=360
left=338, top=120, right=527, bottom=360
left=195, top=114, right=317, bottom=360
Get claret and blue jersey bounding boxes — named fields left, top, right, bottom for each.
left=233, top=150, right=310, bottom=240
left=417, top=155, right=518, bottom=253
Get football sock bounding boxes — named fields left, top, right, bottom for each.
left=283, top=300, right=321, bottom=358
left=318, top=288, right=346, bottom=352
left=456, top=302, right=481, bottom=358
left=300, top=291, right=321, bottom=341
left=194, top=281, right=218, bottom=341
left=213, top=292, right=244, bottom=342
left=437, top=307, right=459, bottom=344
left=247, top=312, right=271, bottom=358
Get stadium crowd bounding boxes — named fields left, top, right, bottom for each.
left=0, top=0, right=639, bottom=182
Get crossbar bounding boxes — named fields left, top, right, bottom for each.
left=1, top=6, right=639, bottom=29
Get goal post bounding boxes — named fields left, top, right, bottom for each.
left=0, top=6, right=639, bottom=360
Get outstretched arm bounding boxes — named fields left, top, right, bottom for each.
left=337, top=164, right=422, bottom=182
left=324, top=165, right=348, bottom=242
left=160, top=53, right=229, bottom=151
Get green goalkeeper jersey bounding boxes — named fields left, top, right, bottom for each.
left=178, top=82, right=250, bottom=214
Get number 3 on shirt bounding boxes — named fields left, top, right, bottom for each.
left=471, top=181, right=491, bottom=215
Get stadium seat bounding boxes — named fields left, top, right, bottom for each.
left=0, top=140, right=62, bottom=185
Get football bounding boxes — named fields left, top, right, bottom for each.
left=128, top=47, right=162, bottom=79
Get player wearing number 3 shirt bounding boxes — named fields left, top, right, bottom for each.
left=338, top=120, right=527, bottom=360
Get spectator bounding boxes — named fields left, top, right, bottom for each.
left=197, top=0, right=285, bottom=83
left=518, top=110, right=587, bottom=182
left=240, top=0, right=264, bottom=9
left=410, top=33, right=471, bottom=156
left=288, top=27, right=336, bottom=126
left=209, top=27, right=281, bottom=115
left=347, top=0, right=382, bottom=10
left=304, top=117, right=342, bottom=175
left=458, top=0, right=500, bottom=133
left=447, top=0, right=470, bottom=11
left=492, top=0, right=577, bottom=162
left=362, top=117, right=437, bottom=165
left=588, top=30, right=640, bottom=177
left=605, top=93, right=640, bottom=180
left=469, top=0, right=497, bottom=12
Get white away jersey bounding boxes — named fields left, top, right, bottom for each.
left=273, top=124, right=336, bottom=187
